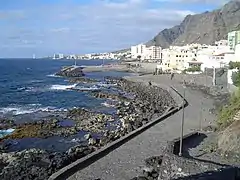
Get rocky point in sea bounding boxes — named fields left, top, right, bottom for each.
left=0, top=76, right=176, bottom=180
left=55, top=66, right=84, bottom=77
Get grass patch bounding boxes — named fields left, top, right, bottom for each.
left=217, top=89, right=240, bottom=129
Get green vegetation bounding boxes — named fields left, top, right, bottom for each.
left=182, top=66, right=201, bottom=73
left=217, top=64, right=240, bottom=129
left=218, top=88, right=240, bottom=129
left=229, top=61, right=240, bottom=69
left=232, top=70, right=240, bottom=87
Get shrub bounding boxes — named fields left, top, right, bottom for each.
left=232, top=70, right=240, bottom=87
left=229, top=61, right=240, bottom=69
left=218, top=89, right=240, bottom=129
left=184, top=66, right=201, bottom=72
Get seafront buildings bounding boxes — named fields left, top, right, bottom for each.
left=52, top=30, right=240, bottom=72
left=128, top=30, right=240, bottom=72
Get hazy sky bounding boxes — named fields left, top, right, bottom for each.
left=0, top=0, right=230, bottom=58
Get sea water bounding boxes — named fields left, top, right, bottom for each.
left=0, top=58, right=134, bottom=152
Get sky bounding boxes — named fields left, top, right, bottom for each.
left=0, top=0, right=230, bottom=58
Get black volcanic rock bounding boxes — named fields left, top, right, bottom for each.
left=56, top=66, right=84, bottom=77
left=147, top=0, right=240, bottom=48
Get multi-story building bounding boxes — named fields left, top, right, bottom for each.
left=228, top=30, right=240, bottom=51
left=131, top=44, right=162, bottom=61
left=53, top=53, right=64, bottom=59
left=160, top=46, right=197, bottom=71
left=131, top=43, right=146, bottom=60
left=145, top=46, right=162, bottom=60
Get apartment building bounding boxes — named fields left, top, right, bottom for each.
left=144, top=46, right=162, bottom=60
left=131, top=44, right=162, bottom=61
left=131, top=43, right=146, bottom=60
left=160, top=46, right=197, bottom=71
left=228, top=30, right=240, bottom=51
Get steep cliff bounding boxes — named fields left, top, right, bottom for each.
left=147, top=0, right=240, bottom=48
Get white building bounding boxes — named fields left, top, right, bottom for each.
left=160, top=46, right=198, bottom=71
left=215, top=40, right=228, bottom=46
left=131, top=43, right=146, bottom=60
left=131, top=44, right=162, bottom=61
left=53, top=53, right=64, bottom=59
left=145, top=46, right=162, bottom=60
left=196, top=40, right=234, bottom=71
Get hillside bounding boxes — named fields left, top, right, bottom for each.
left=147, top=0, right=240, bottom=48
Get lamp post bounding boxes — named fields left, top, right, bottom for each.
left=212, top=66, right=216, bottom=86
left=179, top=80, right=186, bottom=157
left=199, top=100, right=203, bottom=132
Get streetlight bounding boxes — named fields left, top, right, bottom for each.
left=179, top=80, right=186, bottom=157
left=212, top=66, right=216, bottom=86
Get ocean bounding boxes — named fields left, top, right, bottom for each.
left=0, top=58, right=134, bottom=151
left=0, top=58, right=133, bottom=118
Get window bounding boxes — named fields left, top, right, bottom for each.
left=176, top=55, right=178, bottom=57
left=186, top=55, right=188, bottom=57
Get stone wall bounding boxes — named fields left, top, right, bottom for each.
left=205, top=68, right=228, bottom=88
left=132, top=133, right=240, bottom=180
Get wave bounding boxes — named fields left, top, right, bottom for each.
left=97, top=82, right=117, bottom=87
left=101, top=100, right=117, bottom=108
left=0, top=107, right=36, bottom=115
left=47, top=74, right=61, bottom=78
left=75, top=85, right=100, bottom=91
left=0, top=104, right=67, bottom=116
left=50, top=84, right=78, bottom=91
left=0, top=128, right=15, bottom=138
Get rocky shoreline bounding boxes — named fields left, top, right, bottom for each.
left=55, top=66, right=84, bottom=77
left=0, top=77, right=176, bottom=180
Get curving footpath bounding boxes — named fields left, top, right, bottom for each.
left=50, top=74, right=216, bottom=180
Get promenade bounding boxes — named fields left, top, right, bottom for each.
left=67, top=74, right=216, bottom=180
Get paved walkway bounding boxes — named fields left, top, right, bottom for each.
left=67, top=75, right=216, bottom=180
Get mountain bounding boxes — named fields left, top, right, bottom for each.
left=147, top=0, right=240, bottom=48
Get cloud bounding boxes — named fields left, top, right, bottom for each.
left=154, top=0, right=230, bottom=5
left=0, top=0, right=195, bottom=57
left=0, top=10, right=26, bottom=20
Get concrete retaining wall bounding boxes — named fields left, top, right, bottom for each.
left=158, top=133, right=240, bottom=180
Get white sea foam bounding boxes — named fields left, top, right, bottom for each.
left=47, top=74, right=61, bottom=78
left=0, top=107, right=36, bottom=115
left=0, top=129, right=15, bottom=138
left=75, top=85, right=100, bottom=91
left=50, top=84, right=77, bottom=90
left=101, top=100, right=117, bottom=108
left=0, top=104, right=67, bottom=115
left=97, top=82, right=117, bottom=87
left=101, top=102, right=115, bottom=108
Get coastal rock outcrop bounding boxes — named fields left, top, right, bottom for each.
left=0, top=145, right=94, bottom=180
left=68, top=77, right=99, bottom=83
left=56, top=66, right=84, bottom=77
left=67, top=108, right=115, bottom=133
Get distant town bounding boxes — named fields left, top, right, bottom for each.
left=51, top=51, right=131, bottom=61
left=51, top=30, right=240, bottom=72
